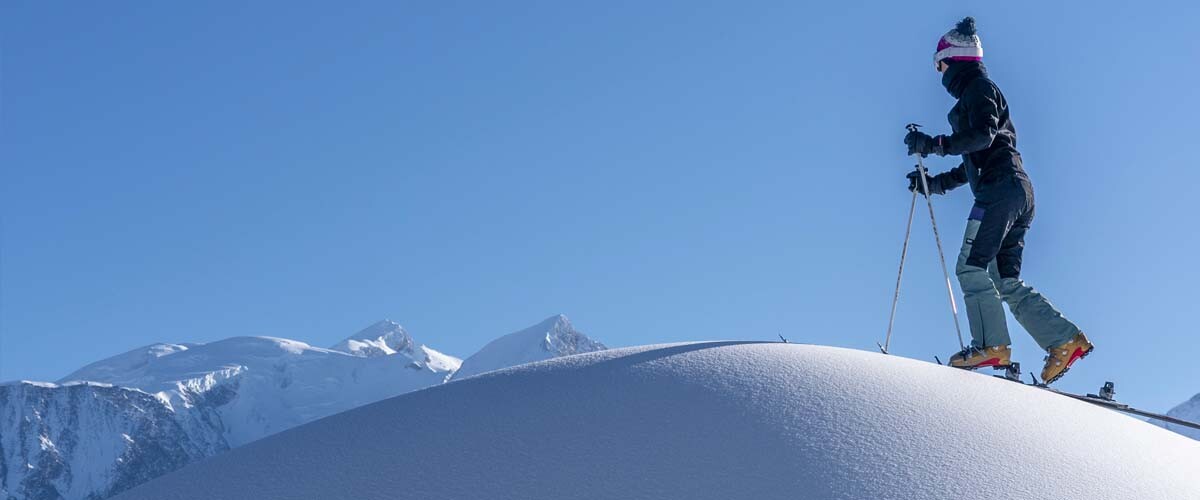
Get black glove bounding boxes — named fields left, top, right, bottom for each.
left=904, top=130, right=946, bottom=157
left=906, top=169, right=945, bottom=195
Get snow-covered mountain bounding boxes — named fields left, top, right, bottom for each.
left=1, top=316, right=603, bottom=500
left=0, top=381, right=228, bottom=500
left=61, top=323, right=458, bottom=447
left=113, top=342, right=1200, bottom=500
left=1161, top=392, right=1200, bottom=440
left=452, top=314, right=606, bottom=380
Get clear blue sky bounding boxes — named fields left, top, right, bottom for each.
left=3, top=1, right=1197, bottom=412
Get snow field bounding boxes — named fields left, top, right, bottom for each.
left=115, top=342, right=1200, bottom=500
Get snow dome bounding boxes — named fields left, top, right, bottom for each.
left=115, top=342, right=1200, bottom=500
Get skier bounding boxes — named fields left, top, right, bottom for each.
left=903, top=17, right=1092, bottom=384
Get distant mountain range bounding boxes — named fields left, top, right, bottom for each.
left=0, top=315, right=605, bottom=500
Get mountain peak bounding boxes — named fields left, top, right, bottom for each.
left=537, top=314, right=602, bottom=357
left=330, top=320, right=415, bottom=358
left=539, top=313, right=570, bottom=326
left=451, top=315, right=606, bottom=380
left=361, top=319, right=405, bottom=335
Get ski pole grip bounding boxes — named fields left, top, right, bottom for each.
left=905, top=124, right=928, bottom=158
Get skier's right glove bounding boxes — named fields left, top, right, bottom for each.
left=906, top=169, right=945, bottom=195
left=904, top=130, right=946, bottom=157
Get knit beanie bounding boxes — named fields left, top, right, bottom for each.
left=935, top=17, right=983, bottom=64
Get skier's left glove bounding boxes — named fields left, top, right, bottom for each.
left=906, top=169, right=946, bottom=195
left=904, top=130, right=947, bottom=157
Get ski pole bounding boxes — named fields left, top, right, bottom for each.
left=907, top=123, right=967, bottom=353
left=879, top=189, right=917, bottom=354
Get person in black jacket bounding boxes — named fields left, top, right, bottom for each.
left=903, top=17, right=1092, bottom=385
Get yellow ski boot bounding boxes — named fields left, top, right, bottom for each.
left=948, top=345, right=1012, bottom=370
left=1041, top=333, right=1094, bottom=385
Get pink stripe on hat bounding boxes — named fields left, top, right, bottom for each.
left=935, top=45, right=983, bottom=63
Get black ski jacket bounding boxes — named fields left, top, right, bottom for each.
left=931, top=61, right=1027, bottom=196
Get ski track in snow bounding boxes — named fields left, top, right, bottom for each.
left=115, top=342, right=1200, bottom=500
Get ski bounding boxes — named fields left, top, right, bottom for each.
left=1036, top=385, right=1200, bottom=430
left=965, top=362, right=1200, bottom=431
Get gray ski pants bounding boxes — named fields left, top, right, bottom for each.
left=955, top=177, right=1081, bottom=350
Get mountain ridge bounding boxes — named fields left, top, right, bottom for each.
left=2, top=315, right=607, bottom=500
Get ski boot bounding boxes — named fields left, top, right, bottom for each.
left=948, top=345, right=1011, bottom=370
left=1041, top=332, right=1094, bottom=385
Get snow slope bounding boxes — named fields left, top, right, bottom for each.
left=60, top=323, right=459, bottom=447
left=115, top=342, right=1200, bottom=500
left=1162, top=392, right=1200, bottom=440
left=451, top=314, right=605, bottom=380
